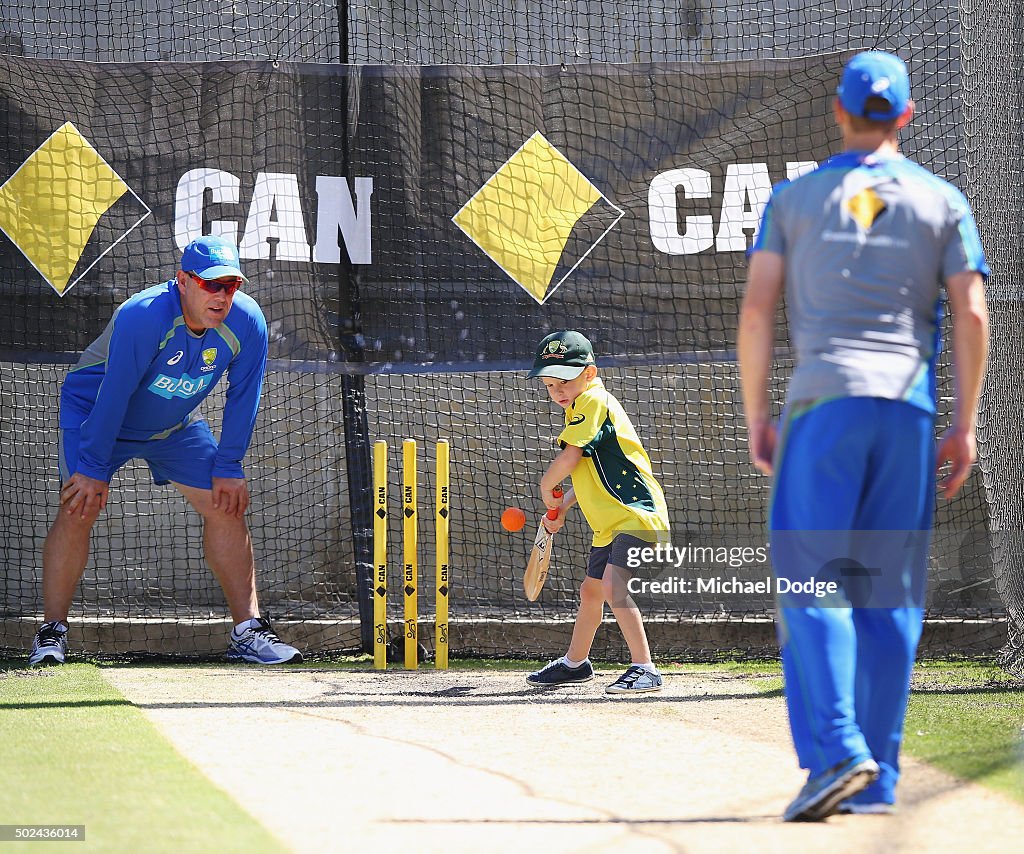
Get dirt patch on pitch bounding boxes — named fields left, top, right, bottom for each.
left=101, top=666, right=1024, bottom=853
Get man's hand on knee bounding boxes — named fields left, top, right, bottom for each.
left=60, top=473, right=108, bottom=519
left=212, top=477, right=250, bottom=518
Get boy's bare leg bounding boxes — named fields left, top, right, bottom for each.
left=603, top=563, right=653, bottom=664
left=566, top=576, right=605, bottom=662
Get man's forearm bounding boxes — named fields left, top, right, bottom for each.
left=948, top=271, right=989, bottom=431
left=952, top=318, right=988, bottom=432
left=738, top=305, right=776, bottom=425
left=738, top=251, right=784, bottom=425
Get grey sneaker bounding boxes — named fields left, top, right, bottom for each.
left=605, top=665, right=663, bottom=695
left=226, top=618, right=302, bottom=664
left=526, top=658, right=595, bottom=687
left=784, top=756, right=881, bottom=822
left=29, top=621, right=68, bottom=666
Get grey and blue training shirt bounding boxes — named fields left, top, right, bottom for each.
left=753, top=150, right=989, bottom=412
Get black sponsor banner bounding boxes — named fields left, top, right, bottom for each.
left=0, top=54, right=842, bottom=362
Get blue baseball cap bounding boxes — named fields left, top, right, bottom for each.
left=837, top=51, right=911, bottom=121
left=181, top=235, right=248, bottom=282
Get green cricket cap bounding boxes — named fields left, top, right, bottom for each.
left=528, top=330, right=596, bottom=379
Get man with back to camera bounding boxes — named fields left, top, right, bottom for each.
left=739, top=51, right=989, bottom=820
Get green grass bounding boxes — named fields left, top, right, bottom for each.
left=741, top=658, right=1024, bottom=803
left=903, top=661, right=1024, bottom=802
left=0, top=664, right=285, bottom=853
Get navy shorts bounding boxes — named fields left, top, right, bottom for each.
left=586, top=533, right=651, bottom=579
left=59, top=419, right=219, bottom=490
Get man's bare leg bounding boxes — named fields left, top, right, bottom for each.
left=41, top=509, right=99, bottom=622
left=173, top=482, right=258, bottom=624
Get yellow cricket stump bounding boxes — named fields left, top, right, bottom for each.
left=372, top=440, right=388, bottom=670
left=371, top=438, right=450, bottom=671
left=403, top=439, right=418, bottom=670
left=435, top=439, right=450, bottom=670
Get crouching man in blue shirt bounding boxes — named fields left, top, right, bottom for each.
left=29, top=235, right=301, bottom=666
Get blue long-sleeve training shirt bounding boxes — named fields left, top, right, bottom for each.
left=60, top=280, right=268, bottom=481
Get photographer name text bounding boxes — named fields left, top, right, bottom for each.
left=626, top=576, right=839, bottom=599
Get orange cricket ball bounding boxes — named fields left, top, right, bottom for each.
left=501, top=506, right=527, bottom=532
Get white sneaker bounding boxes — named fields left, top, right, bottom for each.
left=29, top=621, right=68, bottom=666
left=605, top=665, right=663, bottom=694
left=226, top=618, right=302, bottom=664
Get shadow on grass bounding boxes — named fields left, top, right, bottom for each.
left=905, top=747, right=1024, bottom=801
left=910, top=684, right=1024, bottom=695
left=0, top=698, right=135, bottom=709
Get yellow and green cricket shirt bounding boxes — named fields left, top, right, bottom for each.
left=558, top=377, right=669, bottom=547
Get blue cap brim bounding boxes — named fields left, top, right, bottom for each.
left=190, top=264, right=249, bottom=283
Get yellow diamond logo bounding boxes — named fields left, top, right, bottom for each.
left=847, top=187, right=887, bottom=231
left=0, top=122, right=151, bottom=296
left=452, top=132, right=623, bottom=304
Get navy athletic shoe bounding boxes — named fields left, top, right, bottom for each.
left=29, top=621, right=68, bottom=666
left=226, top=618, right=303, bottom=664
left=526, top=658, right=595, bottom=687
left=783, top=756, right=880, bottom=822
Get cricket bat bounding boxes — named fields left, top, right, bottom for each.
left=523, top=486, right=562, bottom=601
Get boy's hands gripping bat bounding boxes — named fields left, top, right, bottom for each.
left=523, top=486, right=562, bottom=601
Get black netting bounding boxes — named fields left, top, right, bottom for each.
left=1, top=1, right=1020, bottom=665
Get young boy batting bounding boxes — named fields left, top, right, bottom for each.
left=525, top=330, right=670, bottom=694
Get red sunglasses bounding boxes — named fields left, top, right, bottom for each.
left=188, top=272, right=243, bottom=295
